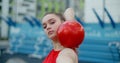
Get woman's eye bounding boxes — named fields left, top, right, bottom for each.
left=50, top=22, right=55, bottom=24
left=43, top=25, right=47, bottom=29
left=50, top=20, right=55, bottom=24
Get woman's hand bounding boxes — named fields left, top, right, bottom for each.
left=64, top=8, right=75, bottom=21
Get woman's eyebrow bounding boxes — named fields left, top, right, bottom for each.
left=42, top=18, right=54, bottom=25
left=48, top=18, right=54, bottom=22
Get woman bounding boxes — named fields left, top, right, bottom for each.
left=42, top=8, right=78, bottom=63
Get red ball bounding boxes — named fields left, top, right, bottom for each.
left=57, top=21, right=85, bottom=48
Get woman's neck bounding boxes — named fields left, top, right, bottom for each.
left=52, top=40, right=64, bottom=51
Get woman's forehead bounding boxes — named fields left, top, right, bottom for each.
left=42, top=14, right=58, bottom=23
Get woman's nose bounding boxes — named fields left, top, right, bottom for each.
left=46, top=25, right=51, bottom=31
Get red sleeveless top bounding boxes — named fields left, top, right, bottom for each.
left=42, top=49, right=61, bottom=63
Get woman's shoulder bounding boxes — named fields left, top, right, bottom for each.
left=60, top=48, right=76, bottom=54
left=59, top=48, right=77, bottom=58
left=56, top=48, right=78, bottom=63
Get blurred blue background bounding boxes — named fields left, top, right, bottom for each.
left=0, top=0, right=120, bottom=63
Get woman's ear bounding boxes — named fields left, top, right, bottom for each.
left=64, top=8, right=75, bottom=21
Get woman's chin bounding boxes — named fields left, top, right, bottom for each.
left=49, top=34, right=57, bottom=40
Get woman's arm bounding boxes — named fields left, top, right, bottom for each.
left=64, top=8, right=76, bottom=21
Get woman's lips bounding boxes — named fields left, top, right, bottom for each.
left=48, top=30, right=54, bottom=35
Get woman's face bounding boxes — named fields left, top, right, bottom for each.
left=42, top=14, right=63, bottom=40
